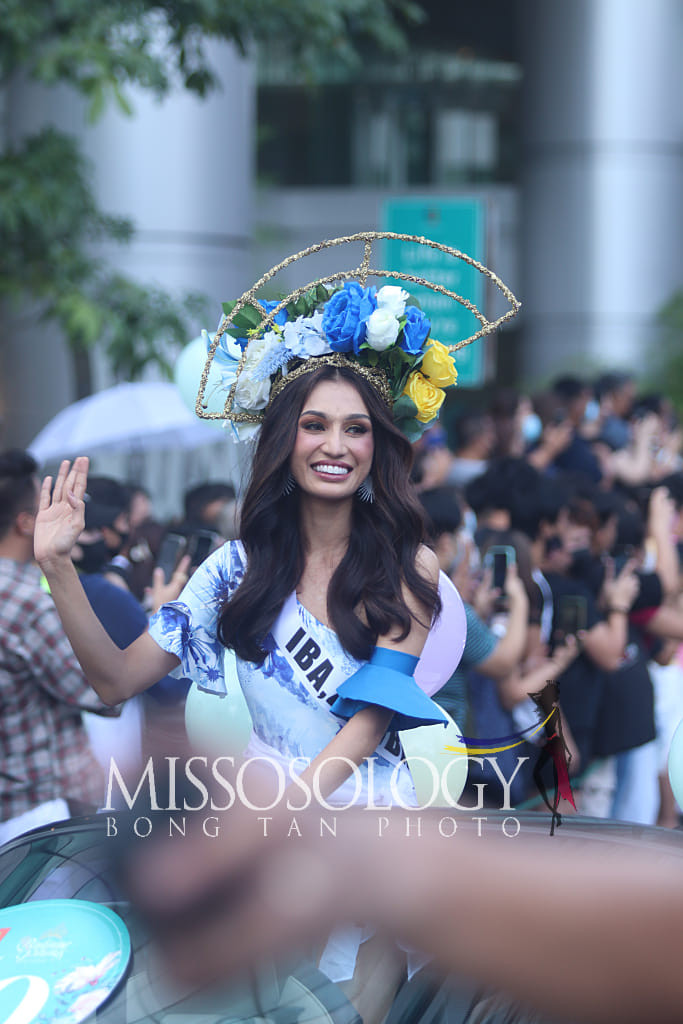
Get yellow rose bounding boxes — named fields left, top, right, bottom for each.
left=403, top=371, right=446, bottom=424
left=420, top=339, right=458, bottom=388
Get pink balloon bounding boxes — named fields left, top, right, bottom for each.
left=415, top=572, right=467, bottom=696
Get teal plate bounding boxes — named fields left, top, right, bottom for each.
left=0, top=899, right=131, bottom=1023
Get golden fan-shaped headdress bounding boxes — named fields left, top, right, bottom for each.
left=196, top=231, right=520, bottom=432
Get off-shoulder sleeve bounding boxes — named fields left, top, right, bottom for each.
left=147, top=541, right=245, bottom=696
left=331, top=647, right=448, bottom=731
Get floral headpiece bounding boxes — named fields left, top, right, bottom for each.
left=196, top=232, right=520, bottom=442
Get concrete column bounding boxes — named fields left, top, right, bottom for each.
left=82, top=38, right=254, bottom=364
left=520, top=0, right=683, bottom=382
left=2, top=40, right=254, bottom=447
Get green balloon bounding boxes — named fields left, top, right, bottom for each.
left=185, top=651, right=253, bottom=756
left=400, top=709, right=467, bottom=808
left=174, top=334, right=226, bottom=424
left=668, top=718, right=683, bottom=808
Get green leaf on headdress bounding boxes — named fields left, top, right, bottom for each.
left=383, top=346, right=421, bottom=398
left=221, top=300, right=277, bottom=340
left=392, top=394, right=418, bottom=421
left=316, top=283, right=330, bottom=304
left=244, top=305, right=268, bottom=327
left=222, top=300, right=266, bottom=331
left=394, top=416, right=424, bottom=443
left=383, top=345, right=409, bottom=370
left=286, top=287, right=321, bottom=320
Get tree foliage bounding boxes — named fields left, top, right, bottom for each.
left=655, top=291, right=683, bottom=416
left=1, top=1, right=422, bottom=106
left=0, top=0, right=422, bottom=389
left=0, top=126, right=205, bottom=382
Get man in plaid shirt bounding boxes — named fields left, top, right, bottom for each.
left=0, top=450, right=117, bottom=832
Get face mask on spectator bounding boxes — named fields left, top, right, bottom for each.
left=583, top=399, right=600, bottom=423
left=74, top=538, right=109, bottom=574
left=544, top=534, right=564, bottom=557
left=105, top=530, right=128, bottom=557
left=521, top=412, right=542, bottom=444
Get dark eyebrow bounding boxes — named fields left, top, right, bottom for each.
left=300, top=409, right=371, bottom=422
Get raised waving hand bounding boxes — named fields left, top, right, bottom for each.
left=34, top=457, right=89, bottom=569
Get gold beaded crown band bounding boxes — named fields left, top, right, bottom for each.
left=196, top=232, right=520, bottom=442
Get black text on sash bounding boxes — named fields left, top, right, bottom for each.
left=286, top=627, right=336, bottom=705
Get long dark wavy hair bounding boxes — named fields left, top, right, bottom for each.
left=217, top=364, right=441, bottom=663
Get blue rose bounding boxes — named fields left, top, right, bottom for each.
left=322, top=282, right=377, bottom=354
left=261, top=299, right=289, bottom=327
left=400, top=306, right=431, bottom=354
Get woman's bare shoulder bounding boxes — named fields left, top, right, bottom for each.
left=415, top=544, right=440, bottom=584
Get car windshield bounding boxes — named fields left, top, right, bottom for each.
left=0, top=818, right=354, bottom=1023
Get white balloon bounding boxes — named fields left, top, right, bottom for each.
left=415, top=572, right=467, bottom=696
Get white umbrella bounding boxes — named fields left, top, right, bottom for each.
left=28, top=381, right=224, bottom=461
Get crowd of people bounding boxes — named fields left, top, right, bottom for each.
left=1, top=368, right=683, bottom=838
left=413, top=370, right=683, bottom=825
left=0, top=455, right=239, bottom=841
left=2, top=342, right=683, bottom=1024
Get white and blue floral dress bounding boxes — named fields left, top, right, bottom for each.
left=148, top=540, right=447, bottom=807
left=148, top=540, right=449, bottom=981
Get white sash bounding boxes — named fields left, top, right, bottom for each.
left=271, top=593, right=405, bottom=767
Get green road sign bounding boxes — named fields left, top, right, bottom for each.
left=381, top=198, right=487, bottom=386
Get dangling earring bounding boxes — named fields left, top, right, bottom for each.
left=357, top=475, right=374, bottom=503
left=282, top=471, right=297, bottom=496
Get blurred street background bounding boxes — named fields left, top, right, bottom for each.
left=1, top=0, right=682, bottom=511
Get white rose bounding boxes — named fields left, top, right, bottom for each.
left=365, top=307, right=400, bottom=351
left=234, top=373, right=271, bottom=410
left=233, top=332, right=279, bottom=409
left=242, top=330, right=280, bottom=372
left=376, top=285, right=409, bottom=318
left=232, top=330, right=282, bottom=410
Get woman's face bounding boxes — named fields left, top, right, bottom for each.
left=290, top=378, right=374, bottom=500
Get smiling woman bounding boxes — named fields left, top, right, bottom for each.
left=33, top=239, right=518, bottom=1022
left=33, top=366, right=450, bottom=1024
left=218, top=362, right=442, bottom=676
left=291, top=379, right=375, bottom=496
left=158, top=358, right=450, bottom=1018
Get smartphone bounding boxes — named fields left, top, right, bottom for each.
left=484, top=545, right=516, bottom=591
left=186, top=529, right=218, bottom=568
left=557, top=595, right=587, bottom=638
left=612, top=545, right=636, bottom=575
left=156, top=532, right=187, bottom=582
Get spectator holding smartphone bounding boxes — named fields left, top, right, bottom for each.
left=546, top=376, right=603, bottom=483
left=504, top=473, right=639, bottom=809
left=420, top=487, right=529, bottom=733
